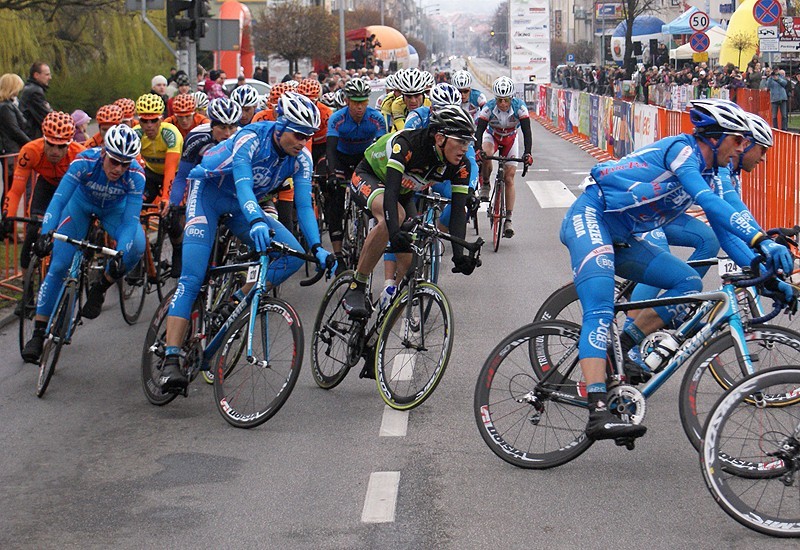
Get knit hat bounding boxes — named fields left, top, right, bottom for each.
left=151, top=74, right=168, bottom=87
left=71, top=109, right=90, bottom=127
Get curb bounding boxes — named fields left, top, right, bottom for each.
left=531, top=114, right=616, bottom=163
left=0, top=311, right=17, bottom=331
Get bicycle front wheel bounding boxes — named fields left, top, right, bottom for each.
left=375, top=282, right=453, bottom=410
left=36, top=285, right=76, bottom=398
left=213, top=296, right=303, bottom=429
left=474, top=320, right=592, bottom=469
left=140, top=290, right=181, bottom=406
left=118, top=258, right=148, bottom=325
left=491, top=181, right=504, bottom=252
left=310, top=271, right=358, bottom=389
left=700, top=366, right=800, bottom=537
left=19, top=257, right=44, bottom=357
left=679, top=325, right=800, bottom=451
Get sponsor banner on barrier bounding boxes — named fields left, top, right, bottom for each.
left=523, top=83, right=538, bottom=111
left=539, top=84, right=547, bottom=117
left=589, top=95, right=599, bottom=146
left=632, top=104, right=658, bottom=148
left=612, top=99, right=633, bottom=158
left=558, top=89, right=566, bottom=130
left=578, top=93, right=590, bottom=137
left=509, top=0, right=551, bottom=84
left=564, top=91, right=573, bottom=133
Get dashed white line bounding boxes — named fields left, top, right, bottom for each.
left=362, top=471, right=401, bottom=523
left=379, top=406, right=409, bottom=437
left=527, top=180, right=577, bottom=208
left=389, top=351, right=415, bottom=381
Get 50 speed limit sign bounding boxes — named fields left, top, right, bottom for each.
left=689, top=11, right=710, bottom=31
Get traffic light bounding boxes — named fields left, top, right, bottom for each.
left=167, top=0, right=194, bottom=40
left=193, top=0, right=211, bottom=39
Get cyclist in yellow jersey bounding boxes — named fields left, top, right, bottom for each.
left=390, top=68, right=432, bottom=131
left=133, top=93, right=183, bottom=212
left=380, top=73, right=399, bottom=130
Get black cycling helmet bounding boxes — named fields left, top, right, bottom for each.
left=344, top=78, right=371, bottom=101
left=429, top=105, right=476, bottom=140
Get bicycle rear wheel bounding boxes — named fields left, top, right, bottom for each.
left=118, top=258, right=148, bottom=325
left=474, top=320, right=593, bottom=469
left=679, top=325, right=800, bottom=452
left=375, top=282, right=453, bottom=410
left=19, top=257, right=45, bottom=357
left=36, top=285, right=76, bottom=398
left=311, top=271, right=359, bottom=389
left=213, top=296, right=303, bottom=429
left=700, top=366, right=800, bottom=537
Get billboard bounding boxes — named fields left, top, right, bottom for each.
left=509, top=0, right=551, bottom=85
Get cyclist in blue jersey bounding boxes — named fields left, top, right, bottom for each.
left=475, top=76, right=533, bottom=237
left=325, top=78, right=386, bottom=271
left=158, top=92, right=335, bottom=394
left=165, top=98, right=242, bottom=277
left=627, top=111, right=776, bottom=334
left=451, top=70, right=486, bottom=120
left=22, top=126, right=146, bottom=363
left=560, top=99, right=794, bottom=442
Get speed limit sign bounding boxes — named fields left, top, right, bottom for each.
left=689, top=10, right=710, bottom=31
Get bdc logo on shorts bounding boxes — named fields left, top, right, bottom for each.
left=595, top=256, right=614, bottom=270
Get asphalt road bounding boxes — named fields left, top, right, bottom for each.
left=1, top=64, right=795, bottom=549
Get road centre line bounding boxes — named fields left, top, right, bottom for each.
left=361, top=471, right=401, bottom=523
left=379, top=406, right=409, bottom=437
left=527, top=180, right=577, bottom=208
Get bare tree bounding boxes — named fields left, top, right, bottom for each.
left=621, top=0, right=658, bottom=76
left=727, top=31, right=758, bottom=69
left=253, top=2, right=337, bottom=74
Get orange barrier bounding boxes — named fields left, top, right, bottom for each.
left=0, top=153, right=25, bottom=302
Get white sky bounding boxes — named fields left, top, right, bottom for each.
left=434, top=0, right=500, bottom=15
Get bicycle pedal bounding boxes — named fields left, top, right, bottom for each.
left=614, top=437, right=636, bottom=451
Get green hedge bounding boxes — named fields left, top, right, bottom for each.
left=0, top=5, right=174, bottom=115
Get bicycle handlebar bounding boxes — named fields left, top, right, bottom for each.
left=233, top=240, right=333, bottom=287
left=481, top=155, right=529, bottom=177
left=5, top=215, right=42, bottom=225
left=53, top=232, right=121, bottom=258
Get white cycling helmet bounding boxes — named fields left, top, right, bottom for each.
left=104, top=124, right=141, bottom=161
left=385, top=73, right=398, bottom=91
left=492, top=76, right=515, bottom=98
left=744, top=112, right=773, bottom=148
left=689, top=99, right=751, bottom=135
left=276, top=91, right=320, bottom=134
left=230, top=84, right=260, bottom=108
left=396, top=68, right=427, bottom=95
left=428, top=83, right=462, bottom=109
left=421, top=70, right=435, bottom=90
left=451, top=70, right=472, bottom=90
left=206, top=97, right=243, bottom=126
left=191, top=91, right=209, bottom=110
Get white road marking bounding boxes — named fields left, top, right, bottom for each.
left=530, top=168, right=550, bottom=172
left=391, top=352, right=414, bottom=381
left=379, top=406, right=409, bottom=437
left=571, top=171, right=590, bottom=175
left=527, top=180, right=577, bottom=208
left=362, top=471, right=401, bottom=523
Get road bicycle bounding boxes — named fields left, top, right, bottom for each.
left=700, top=365, right=800, bottom=538
left=117, top=203, right=176, bottom=325
left=339, top=185, right=371, bottom=272
left=474, top=264, right=800, bottom=468
left=311, top=216, right=484, bottom=410
left=141, top=235, right=332, bottom=429
left=481, top=154, right=527, bottom=252
left=416, top=190, right=451, bottom=285
left=35, top=232, right=121, bottom=397
left=8, top=215, right=46, bottom=358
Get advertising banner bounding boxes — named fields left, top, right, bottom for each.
left=569, top=91, right=580, bottom=133
left=589, top=95, right=599, bottom=146
left=564, top=91, right=572, bottom=133
left=612, top=99, right=632, bottom=158
left=558, top=89, right=566, bottom=130
left=509, top=0, right=551, bottom=85
left=632, top=104, right=658, bottom=148
left=578, top=93, right=590, bottom=138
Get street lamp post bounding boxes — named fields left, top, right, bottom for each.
left=339, top=0, right=346, bottom=68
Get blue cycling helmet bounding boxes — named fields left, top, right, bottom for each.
left=689, top=99, right=750, bottom=135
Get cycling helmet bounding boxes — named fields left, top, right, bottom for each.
left=689, top=99, right=750, bottom=135
left=421, top=71, right=435, bottom=90
left=396, top=68, right=426, bottom=95
left=492, top=76, right=515, bottom=98
left=287, top=79, right=300, bottom=88
left=385, top=73, right=398, bottom=91
left=113, top=98, right=136, bottom=119
left=257, top=94, right=268, bottom=111
left=320, top=91, right=338, bottom=108
left=297, top=78, right=323, bottom=100
left=206, top=97, right=242, bottom=126
left=95, top=104, right=124, bottom=126
left=135, top=93, right=165, bottom=118
left=268, top=82, right=290, bottom=108
left=744, top=112, right=773, bottom=148
left=451, top=70, right=473, bottom=90
left=428, top=83, right=462, bottom=109
left=230, top=84, right=260, bottom=108
left=429, top=105, right=476, bottom=140
left=276, top=91, right=320, bottom=134
left=333, top=89, right=347, bottom=109
left=41, top=111, right=75, bottom=145
left=104, top=124, right=142, bottom=161
left=172, top=93, right=196, bottom=116
left=191, top=91, right=209, bottom=110
left=344, top=78, right=371, bottom=100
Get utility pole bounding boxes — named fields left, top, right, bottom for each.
left=339, top=0, right=346, bottom=68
